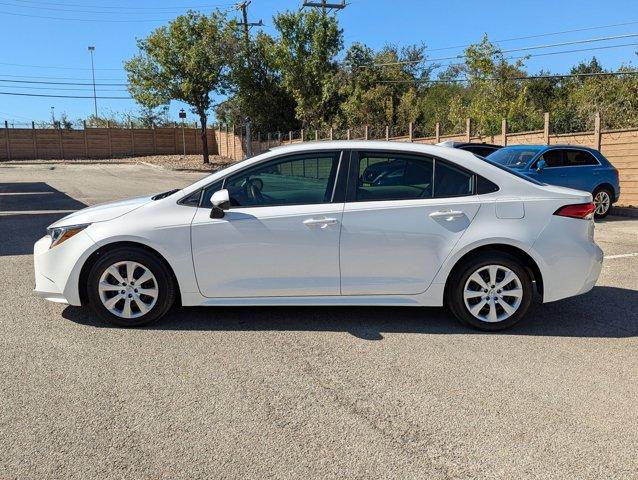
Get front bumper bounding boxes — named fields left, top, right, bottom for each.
left=33, top=231, right=95, bottom=306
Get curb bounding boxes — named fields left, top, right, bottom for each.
left=611, top=207, right=638, bottom=218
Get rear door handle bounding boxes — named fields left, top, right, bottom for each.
left=429, top=210, right=465, bottom=221
left=303, top=217, right=339, bottom=229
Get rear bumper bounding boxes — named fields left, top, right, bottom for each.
left=533, top=218, right=603, bottom=303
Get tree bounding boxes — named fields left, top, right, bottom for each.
left=273, top=9, right=343, bottom=128
left=124, top=11, right=237, bottom=163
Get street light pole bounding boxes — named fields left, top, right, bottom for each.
left=87, top=46, right=98, bottom=120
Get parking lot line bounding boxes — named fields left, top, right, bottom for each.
left=604, top=253, right=638, bottom=259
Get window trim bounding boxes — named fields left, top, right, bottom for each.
left=346, top=149, right=478, bottom=203
left=186, top=150, right=347, bottom=210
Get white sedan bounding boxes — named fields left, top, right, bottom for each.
left=33, top=141, right=603, bottom=331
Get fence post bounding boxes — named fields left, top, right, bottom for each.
left=501, top=118, right=508, bottom=147
left=58, top=123, right=64, bottom=159
left=466, top=118, right=471, bottom=142
left=300, top=128, right=304, bottom=142
left=385, top=125, right=389, bottom=141
left=329, top=127, right=334, bottom=141
left=346, top=128, right=351, bottom=140
left=408, top=122, right=413, bottom=142
left=435, top=122, right=440, bottom=143
left=267, top=132, right=271, bottom=149
left=83, top=120, right=89, bottom=157
left=130, top=121, right=135, bottom=156
left=315, top=129, right=319, bottom=141
left=4, top=121, right=10, bottom=160
left=594, top=112, right=601, bottom=151
left=107, top=121, right=113, bottom=157
left=288, top=130, right=293, bottom=143
left=543, top=112, right=550, bottom=145
left=152, top=124, right=157, bottom=155
left=225, top=124, right=229, bottom=157
left=233, top=125, right=237, bottom=160
left=32, top=121, right=38, bottom=159
left=364, top=125, right=369, bottom=140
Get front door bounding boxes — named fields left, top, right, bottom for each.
left=191, top=151, right=344, bottom=298
left=527, top=149, right=571, bottom=188
left=339, top=151, right=480, bottom=295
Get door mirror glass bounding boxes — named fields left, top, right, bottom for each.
left=536, top=159, right=546, bottom=172
left=210, top=189, right=230, bottom=218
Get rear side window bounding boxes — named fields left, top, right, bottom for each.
left=540, top=150, right=564, bottom=168
left=564, top=149, right=599, bottom=166
left=356, top=153, right=433, bottom=201
left=434, top=161, right=473, bottom=197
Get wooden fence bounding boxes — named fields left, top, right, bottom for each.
left=254, top=115, right=638, bottom=207
left=0, top=122, right=245, bottom=162
left=1, top=114, right=637, bottom=206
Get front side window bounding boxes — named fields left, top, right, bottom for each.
left=223, top=152, right=340, bottom=207
left=487, top=148, right=540, bottom=169
left=356, top=153, right=434, bottom=201
left=564, top=149, right=599, bottom=167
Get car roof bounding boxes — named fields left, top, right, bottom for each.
left=500, top=144, right=597, bottom=153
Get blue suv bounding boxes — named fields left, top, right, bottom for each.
left=486, top=145, right=620, bottom=218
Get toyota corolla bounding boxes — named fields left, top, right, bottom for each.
left=33, top=141, right=603, bottom=331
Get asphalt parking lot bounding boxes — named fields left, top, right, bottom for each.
left=1, top=162, right=637, bottom=479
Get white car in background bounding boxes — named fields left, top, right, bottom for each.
left=33, top=141, right=603, bottom=331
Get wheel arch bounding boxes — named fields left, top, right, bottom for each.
left=593, top=182, right=616, bottom=198
left=78, top=240, right=181, bottom=306
left=443, top=243, right=544, bottom=302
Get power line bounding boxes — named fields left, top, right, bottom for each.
left=0, top=0, right=233, bottom=14
left=378, top=70, right=638, bottom=84
left=426, top=20, right=638, bottom=52
left=4, top=0, right=234, bottom=10
left=0, top=10, right=176, bottom=22
left=0, top=78, right=127, bottom=86
left=0, top=61, right=123, bottom=71
left=0, top=91, right=132, bottom=99
left=361, top=33, right=638, bottom=67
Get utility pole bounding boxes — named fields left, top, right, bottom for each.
left=236, top=1, right=263, bottom=40
left=302, top=0, right=346, bottom=12
left=87, top=46, right=98, bottom=120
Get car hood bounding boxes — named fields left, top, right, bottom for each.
left=48, top=195, right=152, bottom=228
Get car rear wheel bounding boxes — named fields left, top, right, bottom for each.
left=447, top=253, right=534, bottom=331
left=593, top=188, right=612, bottom=219
left=87, top=247, right=176, bottom=327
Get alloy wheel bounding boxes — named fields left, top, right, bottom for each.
left=98, top=261, right=159, bottom=319
left=463, top=264, right=523, bottom=323
left=593, top=191, right=611, bottom=216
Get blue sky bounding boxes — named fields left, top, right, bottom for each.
left=1, top=0, right=637, bottom=125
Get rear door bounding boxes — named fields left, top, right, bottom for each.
left=339, top=150, right=480, bottom=296
left=562, top=148, right=600, bottom=192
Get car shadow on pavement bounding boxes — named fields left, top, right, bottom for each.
left=0, top=182, right=86, bottom=256
left=62, top=285, right=637, bottom=339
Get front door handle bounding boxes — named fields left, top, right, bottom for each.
left=429, top=210, right=465, bottom=221
left=303, top=217, right=339, bottom=229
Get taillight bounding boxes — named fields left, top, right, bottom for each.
left=554, top=203, right=596, bottom=220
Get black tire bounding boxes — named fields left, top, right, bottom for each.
left=447, top=252, right=534, bottom=331
left=86, top=247, right=176, bottom=327
left=593, top=187, right=613, bottom=219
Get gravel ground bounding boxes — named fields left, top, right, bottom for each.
left=3, top=154, right=235, bottom=172
left=1, top=163, right=637, bottom=480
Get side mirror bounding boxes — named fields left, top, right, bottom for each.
left=536, top=159, right=546, bottom=172
left=210, top=189, right=230, bottom=219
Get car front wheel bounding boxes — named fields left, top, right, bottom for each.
left=87, top=247, right=176, bottom=327
left=447, top=253, right=534, bottom=331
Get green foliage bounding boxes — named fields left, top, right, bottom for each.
left=272, top=9, right=343, bottom=128
left=124, top=10, right=238, bottom=162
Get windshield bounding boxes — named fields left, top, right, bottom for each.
left=474, top=155, right=546, bottom=186
left=487, top=148, right=539, bottom=169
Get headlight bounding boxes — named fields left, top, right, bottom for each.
left=46, top=224, right=90, bottom=249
